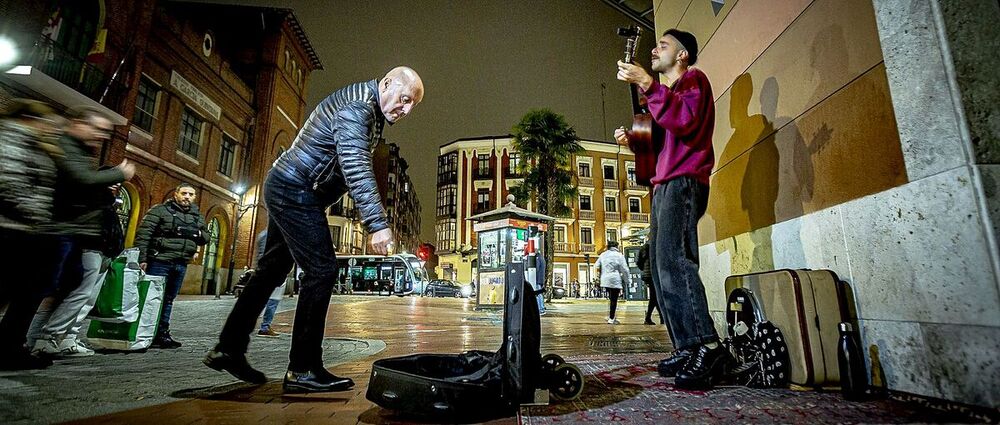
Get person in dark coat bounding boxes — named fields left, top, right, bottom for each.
left=205, top=67, right=424, bottom=394
left=636, top=242, right=662, bottom=325
left=133, top=183, right=208, bottom=348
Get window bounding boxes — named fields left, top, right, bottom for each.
left=178, top=108, right=203, bottom=158
left=133, top=77, right=158, bottom=132
left=579, top=194, right=591, bottom=211
left=437, top=153, right=458, bottom=184
left=476, top=189, right=490, bottom=212
left=554, top=225, right=566, bottom=243
left=605, top=196, right=617, bottom=212
left=115, top=185, right=131, bottom=234
left=508, top=153, right=521, bottom=176
left=436, top=219, right=457, bottom=251
left=627, top=167, right=637, bottom=184
left=603, top=164, right=615, bottom=180
left=606, top=229, right=618, bottom=244
left=578, top=162, right=591, bottom=177
left=218, top=135, right=237, bottom=176
left=580, top=227, right=593, bottom=245
left=629, top=197, right=641, bottom=213
left=477, top=154, right=490, bottom=178
left=330, top=225, right=342, bottom=248
left=436, top=185, right=456, bottom=216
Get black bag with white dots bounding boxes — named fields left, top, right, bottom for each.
left=726, top=287, right=791, bottom=388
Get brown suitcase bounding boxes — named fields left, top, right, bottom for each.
left=725, top=269, right=847, bottom=387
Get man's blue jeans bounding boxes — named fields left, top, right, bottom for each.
left=145, top=261, right=188, bottom=336
left=648, top=177, right=718, bottom=350
left=217, top=169, right=339, bottom=371
left=260, top=299, right=279, bottom=331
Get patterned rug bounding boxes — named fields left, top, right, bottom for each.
left=519, top=353, right=987, bottom=424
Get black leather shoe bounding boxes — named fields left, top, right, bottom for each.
left=675, top=343, right=734, bottom=390
left=203, top=349, right=267, bottom=384
left=151, top=333, right=182, bottom=349
left=644, top=319, right=656, bottom=325
left=283, top=369, right=355, bottom=393
left=657, top=348, right=694, bottom=377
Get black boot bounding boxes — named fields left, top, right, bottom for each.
left=283, top=368, right=354, bottom=393
left=151, top=332, right=182, bottom=349
left=674, top=343, right=734, bottom=390
left=203, top=349, right=267, bottom=384
left=657, top=347, right=695, bottom=377
left=644, top=317, right=656, bottom=325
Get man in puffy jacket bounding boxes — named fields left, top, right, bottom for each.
left=205, top=66, right=424, bottom=394
left=133, top=183, right=207, bottom=348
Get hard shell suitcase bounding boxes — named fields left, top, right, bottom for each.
left=725, top=269, right=847, bottom=387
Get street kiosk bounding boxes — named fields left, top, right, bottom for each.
left=467, top=195, right=554, bottom=309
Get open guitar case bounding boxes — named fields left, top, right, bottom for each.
left=366, top=253, right=584, bottom=420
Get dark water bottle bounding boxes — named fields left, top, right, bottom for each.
left=838, top=322, right=868, bottom=401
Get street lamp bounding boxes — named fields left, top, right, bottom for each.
left=219, top=183, right=252, bottom=299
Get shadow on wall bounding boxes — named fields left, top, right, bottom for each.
left=709, top=24, right=848, bottom=275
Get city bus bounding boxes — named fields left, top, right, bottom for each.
left=334, top=254, right=429, bottom=296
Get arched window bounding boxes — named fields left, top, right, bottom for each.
left=201, top=218, right=222, bottom=294
left=115, top=184, right=132, bottom=233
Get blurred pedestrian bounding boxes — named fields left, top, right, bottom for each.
left=0, top=99, right=63, bottom=370
left=254, top=229, right=285, bottom=337
left=594, top=240, right=630, bottom=325
left=636, top=242, right=662, bottom=325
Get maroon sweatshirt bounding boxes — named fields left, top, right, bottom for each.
left=643, top=68, right=715, bottom=187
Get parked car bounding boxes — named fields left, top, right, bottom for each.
left=424, top=279, right=464, bottom=298
left=552, top=287, right=566, bottom=299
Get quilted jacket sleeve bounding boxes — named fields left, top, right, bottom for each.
left=334, top=102, right=388, bottom=233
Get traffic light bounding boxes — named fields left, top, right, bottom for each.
left=416, top=244, right=432, bottom=261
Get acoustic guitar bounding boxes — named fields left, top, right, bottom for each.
left=617, top=26, right=662, bottom=188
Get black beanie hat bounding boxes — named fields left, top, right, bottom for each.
left=664, top=29, right=699, bottom=66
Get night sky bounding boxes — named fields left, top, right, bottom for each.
left=203, top=0, right=653, bottom=243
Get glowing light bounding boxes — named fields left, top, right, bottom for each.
left=0, top=37, right=17, bottom=67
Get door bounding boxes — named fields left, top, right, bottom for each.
left=201, top=218, right=220, bottom=294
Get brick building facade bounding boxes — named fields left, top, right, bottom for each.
left=0, top=0, right=321, bottom=294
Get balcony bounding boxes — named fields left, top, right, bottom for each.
left=578, top=210, right=595, bottom=221
left=628, top=212, right=650, bottom=223
left=603, top=180, right=620, bottom=190
left=626, top=180, right=646, bottom=191
left=579, top=176, right=593, bottom=187
left=605, top=212, right=622, bottom=222
left=580, top=244, right=596, bottom=253
left=554, top=242, right=573, bottom=253
left=27, top=36, right=128, bottom=111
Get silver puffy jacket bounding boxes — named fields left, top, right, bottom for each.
left=272, top=79, right=388, bottom=233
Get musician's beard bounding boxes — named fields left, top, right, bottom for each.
left=651, top=56, right=672, bottom=73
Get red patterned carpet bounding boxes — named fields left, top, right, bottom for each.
left=519, top=353, right=989, bottom=424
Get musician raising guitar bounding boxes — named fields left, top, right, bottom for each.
left=614, top=29, right=731, bottom=390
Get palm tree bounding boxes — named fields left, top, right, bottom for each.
left=509, top=109, right=583, bottom=300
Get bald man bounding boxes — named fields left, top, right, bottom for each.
left=206, top=67, right=424, bottom=393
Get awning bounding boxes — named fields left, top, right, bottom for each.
left=3, top=65, right=127, bottom=125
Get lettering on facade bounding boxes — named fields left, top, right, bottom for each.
left=170, top=71, right=222, bottom=121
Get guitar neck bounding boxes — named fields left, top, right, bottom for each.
left=629, top=83, right=646, bottom=115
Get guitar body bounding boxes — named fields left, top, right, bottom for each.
left=626, top=113, right=661, bottom=187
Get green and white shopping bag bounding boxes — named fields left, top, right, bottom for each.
left=86, top=275, right=165, bottom=351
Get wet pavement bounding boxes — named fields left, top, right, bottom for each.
left=1, top=295, right=989, bottom=424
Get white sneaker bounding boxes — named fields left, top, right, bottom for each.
left=32, top=338, right=61, bottom=356
left=606, top=318, right=616, bottom=325
left=58, top=338, right=95, bottom=357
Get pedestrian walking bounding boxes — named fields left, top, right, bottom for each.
left=594, top=241, right=630, bottom=325
left=0, top=99, right=64, bottom=370
left=636, top=242, right=662, bottom=325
